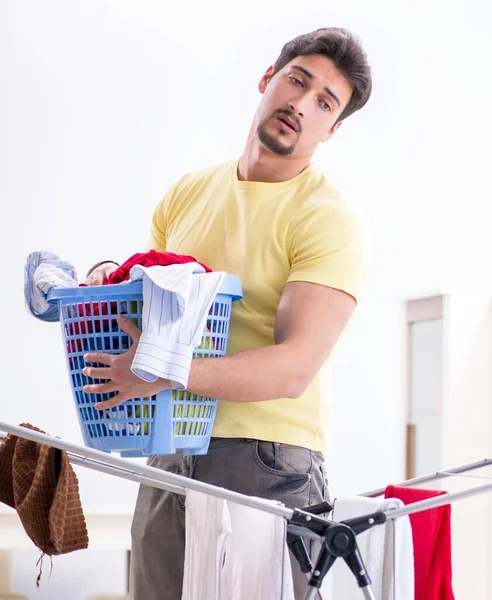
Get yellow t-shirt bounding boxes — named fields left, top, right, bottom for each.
left=147, top=158, right=369, bottom=451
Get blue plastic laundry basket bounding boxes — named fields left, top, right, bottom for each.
left=48, top=275, right=242, bottom=457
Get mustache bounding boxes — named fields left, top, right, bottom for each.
left=275, top=108, right=302, bottom=133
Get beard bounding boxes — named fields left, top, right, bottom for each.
left=256, top=111, right=299, bottom=156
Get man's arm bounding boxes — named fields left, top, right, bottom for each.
left=185, top=281, right=355, bottom=402
left=82, top=280, right=355, bottom=408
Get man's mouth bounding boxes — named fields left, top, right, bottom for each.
left=277, top=115, right=298, bottom=133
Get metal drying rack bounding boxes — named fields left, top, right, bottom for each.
left=1, top=422, right=492, bottom=600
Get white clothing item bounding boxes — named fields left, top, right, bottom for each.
left=380, top=500, right=414, bottom=600
left=27, top=262, right=78, bottom=320
left=182, top=490, right=295, bottom=600
left=331, top=497, right=414, bottom=600
left=129, top=263, right=225, bottom=389
left=182, top=490, right=231, bottom=600
left=219, top=500, right=295, bottom=600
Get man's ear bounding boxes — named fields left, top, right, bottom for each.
left=258, top=65, right=275, bottom=94
left=322, top=120, right=343, bottom=143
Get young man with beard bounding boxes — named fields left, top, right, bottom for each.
left=84, top=26, right=372, bottom=599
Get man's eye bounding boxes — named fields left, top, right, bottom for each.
left=289, top=76, right=303, bottom=86
left=320, top=100, right=332, bottom=111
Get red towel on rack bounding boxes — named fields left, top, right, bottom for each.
left=384, top=485, right=454, bottom=600
left=106, top=250, right=212, bottom=284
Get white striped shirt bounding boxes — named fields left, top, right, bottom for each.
left=129, top=263, right=225, bottom=389
left=28, top=262, right=78, bottom=320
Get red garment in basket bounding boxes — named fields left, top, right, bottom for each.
left=384, top=485, right=454, bottom=600
left=67, top=301, right=116, bottom=354
left=106, top=250, right=212, bottom=284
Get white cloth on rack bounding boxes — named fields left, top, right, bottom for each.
left=182, top=490, right=295, bottom=600
left=129, top=263, right=225, bottom=389
left=219, top=499, right=295, bottom=600
left=331, top=496, right=414, bottom=600
left=182, top=490, right=231, bottom=600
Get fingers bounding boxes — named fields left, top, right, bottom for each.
left=84, top=269, right=105, bottom=286
left=94, top=394, right=126, bottom=410
left=84, top=351, right=114, bottom=366
left=92, top=273, right=105, bottom=285
left=103, top=264, right=118, bottom=278
left=82, top=366, right=111, bottom=379
left=116, top=315, right=142, bottom=342
left=84, top=274, right=104, bottom=286
left=84, top=263, right=118, bottom=286
left=83, top=381, right=119, bottom=394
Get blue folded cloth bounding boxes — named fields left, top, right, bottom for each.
left=24, top=251, right=78, bottom=322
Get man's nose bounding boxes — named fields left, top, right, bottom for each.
left=288, top=101, right=304, bottom=119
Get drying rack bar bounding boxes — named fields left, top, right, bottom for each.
left=382, top=479, right=492, bottom=520
left=362, top=457, right=492, bottom=498
left=4, top=421, right=490, bottom=523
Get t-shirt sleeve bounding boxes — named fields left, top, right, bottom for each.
left=287, top=200, right=371, bottom=302
left=145, top=180, right=182, bottom=252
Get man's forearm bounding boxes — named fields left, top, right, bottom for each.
left=170, top=344, right=306, bottom=402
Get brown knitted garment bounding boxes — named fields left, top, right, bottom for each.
left=0, top=423, right=88, bottom=556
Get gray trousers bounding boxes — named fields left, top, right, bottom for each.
left=130, top=438, right=329, bottom=600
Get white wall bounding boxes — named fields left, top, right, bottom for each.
left=11, top=549, right=128, bottom=600
left=403, top=294, right=492, bottom=599
left=409, top=319, right=444, bottom=476
left=442, top=293, right=492, bottom=599
left=2, top=0, right=492, bottom=597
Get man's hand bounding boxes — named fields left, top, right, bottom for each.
left=82, top=315, right=171, bottom=409
left=85, top=262, right=120, bottom=286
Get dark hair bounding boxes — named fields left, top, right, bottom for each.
left=273, top=27, right=372, bottom=122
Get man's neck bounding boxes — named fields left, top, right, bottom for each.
left=238, top=136, right=312, bottom=184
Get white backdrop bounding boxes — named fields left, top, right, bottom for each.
left=1, top=0, right=492, bottom=596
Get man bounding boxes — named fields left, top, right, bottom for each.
left=84, top=27, right=372, bottom=599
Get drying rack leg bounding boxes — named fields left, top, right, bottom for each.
left=299, top=513, right=384, bottom=600
left=361, top=585, right=377, bottom=600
